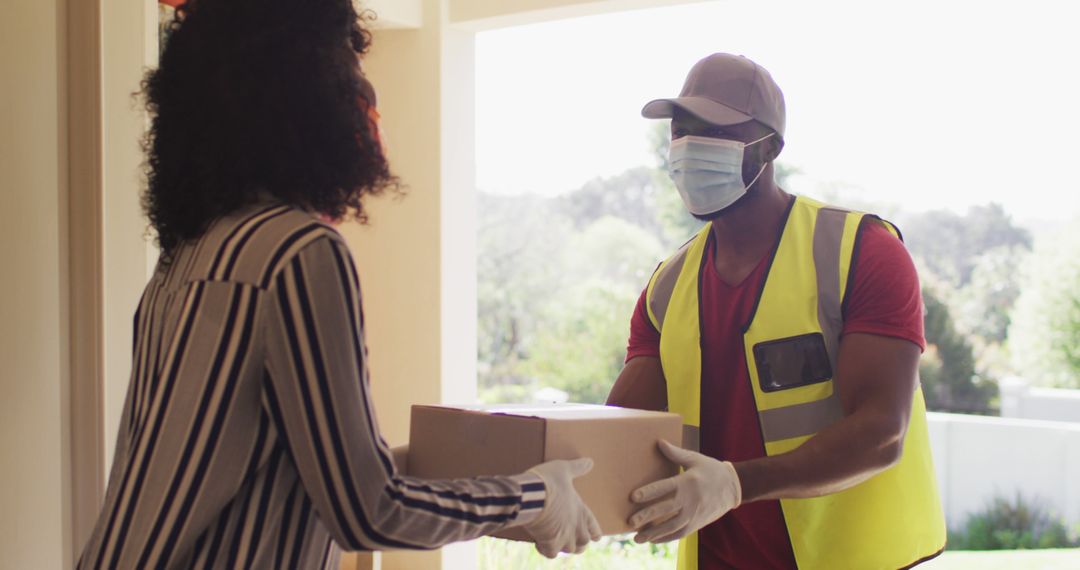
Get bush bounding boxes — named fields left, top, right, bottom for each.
left=479, top=535, right=675, bottom=570
left=920, top=286, right=998, bottom=415
left=949, top=492, right=1079, bottom=550
left=522, top=282, right=638, bottom=404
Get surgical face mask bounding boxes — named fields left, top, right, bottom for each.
left=668, top=133, right=774, bottom=216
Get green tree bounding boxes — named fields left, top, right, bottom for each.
left=920, top=286, right=997, bottom=414
left=523, top=281, right=639, bottom=404
left=477, top=200, right=666, bottom=404
left=556, top=166, right=667, bottom=240
left=954, top=245, right=1028, bottom=345
left=563, top=216, right=665, bottom=286
left=477, top=193, right=572, bottom=400
left=523, top=218, right=663, bottom=403
left=1009, top=223, right=1080, bottom=388
left=903, top=204, right=1033, bottom=398
left=903, top=203, right=1032, bottom=287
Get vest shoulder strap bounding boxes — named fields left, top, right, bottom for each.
left=646, top=226, right=709, bottom=332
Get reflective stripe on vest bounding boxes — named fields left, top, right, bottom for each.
left=645, top=196, right=946, bottom=570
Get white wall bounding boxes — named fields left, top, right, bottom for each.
left=100, top=0, right=158, bottom=471
left=928, top=413, right=1080, bottom=529
left=0, top=0, right=72, bottom=568
left=340, top=0, right=477, bottom=567
left=449, top=0, right=702, bottom=29
left=365, top=0, right=423, bottom=28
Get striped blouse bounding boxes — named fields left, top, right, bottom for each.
left=77, top=202, right=545, bottom=569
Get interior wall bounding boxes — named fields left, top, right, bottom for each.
left=343, top=24, right=443, bottom=453
left=338, top=0, right=476, bottom=568
left=101, top=0, right=158, bottom=469
left=339, top=7, right=445, bottom=569
left=364, top=0, right=423, bottom=28
left=449, top=0, right=698, bottom=28
left=439, top=23, right=479, bottom=407
left=0, top=0, right=72, bottom=568
left=67, top=0, right=106, bottom=557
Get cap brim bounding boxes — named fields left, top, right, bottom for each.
left=641, top=96, right=753, bottom=126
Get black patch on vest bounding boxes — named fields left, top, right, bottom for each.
left=753, top=333, right=833, bottom=392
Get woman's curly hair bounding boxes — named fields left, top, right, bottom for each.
left=144, top=0, right=393, bottom=258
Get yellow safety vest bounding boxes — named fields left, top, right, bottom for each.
left=645, top=196, right=946, bottom=570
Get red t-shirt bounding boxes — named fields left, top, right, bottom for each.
left=626, top=219, right=925, bottom=570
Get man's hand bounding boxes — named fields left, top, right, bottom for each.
left=523, top=458, right=603, bottom=558
left=628, top=440, right=741, bottom=543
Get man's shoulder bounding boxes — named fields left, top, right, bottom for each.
left=648, top=227, right=709, bottom=300
left=846, top=216, right=920, bottom=298
left=856, top=216, right=906, bottom=255
left=795, top=195, right=904, bottom=249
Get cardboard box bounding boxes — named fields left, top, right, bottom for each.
left=407, top=403, right=682, bottom=540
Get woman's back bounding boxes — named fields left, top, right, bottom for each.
left=77, top=201, right=546, bottom=569
left=80, top=202, right=346, bottom=569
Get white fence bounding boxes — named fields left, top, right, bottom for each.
left=1000, top=377, right=1080, bottom=423
left=927, top=412, right=1080, bottom=529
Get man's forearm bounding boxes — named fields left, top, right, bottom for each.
left=606, top=357, right=667, bottom=411
left=733, top=406, right=906, bottom=503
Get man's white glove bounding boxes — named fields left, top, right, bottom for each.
left=523, top=458, right=602, bottom=558
left=628, top=440, right=741, bottom=543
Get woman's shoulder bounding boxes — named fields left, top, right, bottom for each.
left=185, top=200, right=345, bottom=288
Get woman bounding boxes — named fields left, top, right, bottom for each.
left=76, top=1, right=599, bottom=568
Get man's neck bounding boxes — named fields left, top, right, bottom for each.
left=708, top=167, right=791, bottom=256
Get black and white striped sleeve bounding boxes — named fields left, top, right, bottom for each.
left=260, top=234, right=545, bottom=551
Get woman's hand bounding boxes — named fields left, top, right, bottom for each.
left=522, top=458, right=603, bottom=558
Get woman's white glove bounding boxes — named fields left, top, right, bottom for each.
left=523, top=458, right=602, bottom=558
left=628, top=440, right=741, bottom=543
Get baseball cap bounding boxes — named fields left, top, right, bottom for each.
left=642, top=53, right=786, bottom=138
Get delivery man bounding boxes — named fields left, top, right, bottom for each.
left=607, top=53, right=947, bottom=569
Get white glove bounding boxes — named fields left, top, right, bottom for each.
left=628, top=440, right=741, bottom=543
left=522, top=458, right=603, bottom=558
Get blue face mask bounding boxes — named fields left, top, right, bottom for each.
left=668, top=133, right=774, bottom=216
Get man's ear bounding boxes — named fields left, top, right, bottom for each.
left=766, top=137, right=784, bottom=162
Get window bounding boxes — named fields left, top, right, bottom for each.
left=476, top=1, right=1080, bottom=566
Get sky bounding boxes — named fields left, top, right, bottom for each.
left=475, top=0, right=1080, bottom=227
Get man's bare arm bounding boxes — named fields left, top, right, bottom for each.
left=606, top=356, right=667, bottom=411
left=734, top=333, right=920, bottom=501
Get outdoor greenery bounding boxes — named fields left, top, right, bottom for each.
left=475, top=123, right=1079, bottom=567
left=478, top=126, right=1075, bottom=409
left=1009, top=224, right=1080, bottom=389
left=476, top=540, right=1080, bottom=569
left=478, top=536, right=675, bottom=569
left=901, top=204, right=1038, bottom=413
left=948, top=493, right=1079, bottom=550
left=919, top=284, right=998, bottom=415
